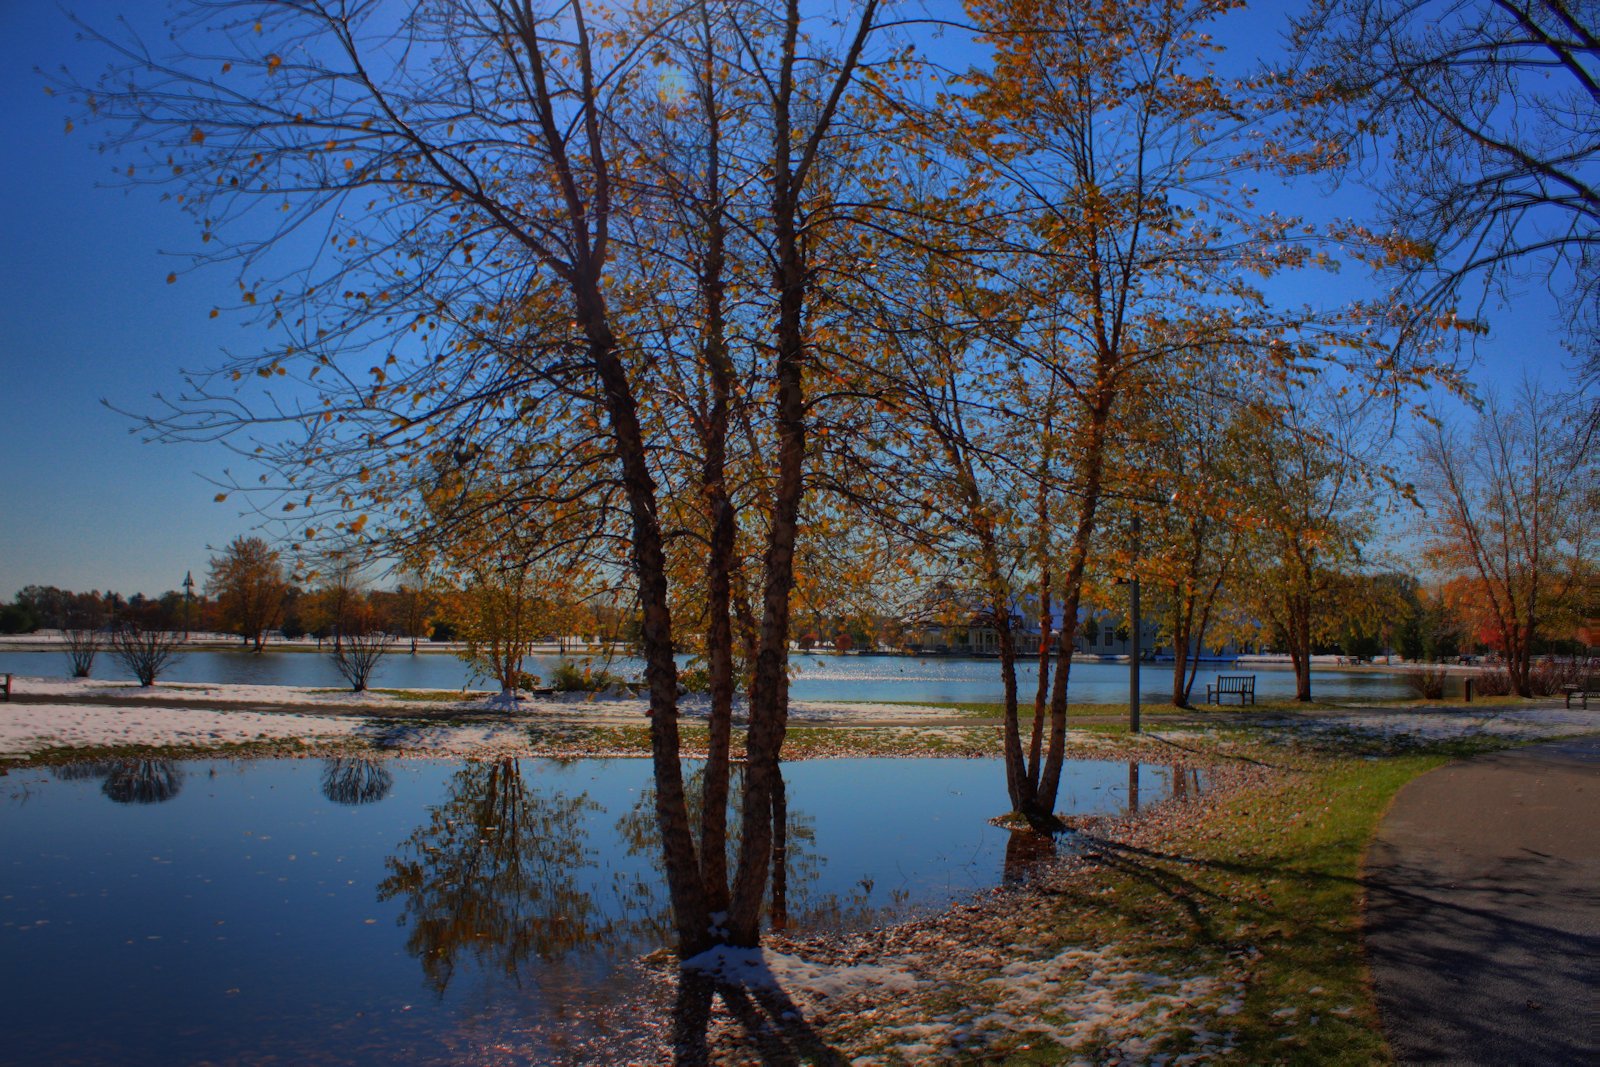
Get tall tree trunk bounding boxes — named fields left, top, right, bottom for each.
left=696, top=64, right=736, bottom=920
left=1028, top=396, right=1057, bottom=797
left=581, top=288, right=709, bottom=956
left=727, top=46, right=807, bottom=946
left=725, top=0, right=878, bottom=946
left=1037, top=403, right=1111, bottom=814
left=1171, top=591, right=1194, bottom=707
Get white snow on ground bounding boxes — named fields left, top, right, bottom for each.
left=854, top=944, right=1239, bottom=1064
left=2, top=674, right=1590, bottom=760
left=0, top=701, right=591, bottom=758
left=1254, top=703, right=1598, bottom=740
left=685, top=945, right=919, bottom=1000
left=0, top=674, right=971, bottom=757
left=0, top=702, right=365, bottom=755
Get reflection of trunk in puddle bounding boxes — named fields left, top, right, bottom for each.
left=1128, top=761, right=1140, bottom=815
left=51, top=760, right=182, bottom=804
left=770, top=764, right=788, bottom=931
left=1002, top=829, right=1057, bottom=884
left=320, top=757, right=393, bottom=805
left=1171, top=765, right=1201, bottom=800
left=378, top=757, right=617, bottom=994
left=617, top=763, right=879, bottom=938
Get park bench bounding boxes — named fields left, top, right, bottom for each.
left=1, top=673, right=10, bottom=701
left=1206, top=674, right=1256, bottom=705
left=1563, top=676, right=1599, bottom=709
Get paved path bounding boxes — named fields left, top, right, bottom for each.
left=1364, top=736, right=1600, bottom=1065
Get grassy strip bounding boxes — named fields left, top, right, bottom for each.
left=2, top=737, right=318, bottom=768
left=835, top=736, right=1518, bottom=1063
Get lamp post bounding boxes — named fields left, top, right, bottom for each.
left=182, top=571, right=195, bottom=640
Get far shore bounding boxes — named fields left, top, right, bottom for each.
left=0, top=632, right=1478, bottom=676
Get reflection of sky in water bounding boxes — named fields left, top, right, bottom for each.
left=0, top=648, right=1414, bottom=702
left=0, top=756, right=1187, bottom=1063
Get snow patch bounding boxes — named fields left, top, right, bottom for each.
left=684, top=945, right=919, bottom=1001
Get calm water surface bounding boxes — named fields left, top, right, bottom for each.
left=0, top=756, right=1194, bottom=1064
left=0, top=647, right=1412, bottom=703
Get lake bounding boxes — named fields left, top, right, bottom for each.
left=0, top=647, right=1414, bottom=704
left=0, top=755, right=1196, bottom=1063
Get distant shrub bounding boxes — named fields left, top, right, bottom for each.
left=550, top=660, right=623, bottom=693
left=678, top=666, right=711, bottom=695
left=515, top=670, right=543, bottom=691
left=1472, top=669, right=1515, bottom=696
left=64, top=627, right=101, bottom=678
left=1405, top=666, right=1449, bottom=700
left=110, top=623, right=184, bottom=686
left=331, top=630, right=394, bottom=692
left=1530, top=657, right=1588, bottom=696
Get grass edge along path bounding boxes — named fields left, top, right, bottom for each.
left=811, top=740, right=1497, bottom=1064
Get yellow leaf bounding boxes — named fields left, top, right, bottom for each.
left=214, top=493, right=228, bottom=502
left=166, top=272, right=177, bottom=284
left=190, top=127, right=206, bottom=145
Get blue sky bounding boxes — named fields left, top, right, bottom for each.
left=0, top=0, right=1579, bottom=600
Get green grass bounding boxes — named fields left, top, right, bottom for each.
left=840, top=735, right=1521, bottom=1063
left=371, top=688, right=483, bottom=702
left=3, top=737, right=316, bottom=769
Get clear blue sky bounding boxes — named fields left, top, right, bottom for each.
left=0, top=0, right=1578, bottom=600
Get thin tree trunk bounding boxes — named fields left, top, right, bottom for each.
left=696, top=54, right=736, bottom=919
left=1038, top=403, right=1111, bottom=814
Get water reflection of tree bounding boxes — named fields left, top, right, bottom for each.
left=320, top=757, right=393, bottom=805
left=51, top=759, right=184, bottom=804
left=378, top=758, right=624, bottom=994
left=1002, top=829, right=1057, bottom=885
left=614, top=764, right=887, bottom=937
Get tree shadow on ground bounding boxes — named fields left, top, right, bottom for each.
left=670, top=968, right=848, bottom=1066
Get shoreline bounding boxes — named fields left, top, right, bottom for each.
left=0, top=673, right=1590, bottom=766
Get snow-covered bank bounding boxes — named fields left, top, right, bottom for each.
left=2, top=672, right=1590, bottom=760
left=0, top=675, right=975, bottom=758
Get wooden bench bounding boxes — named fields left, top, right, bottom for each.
left=1206, top=674, right=1256, bottom=705
left=1563, top=677, right=1598, bottom=709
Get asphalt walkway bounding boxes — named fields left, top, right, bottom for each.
left=1364, top=736, right=1600, bottom=1064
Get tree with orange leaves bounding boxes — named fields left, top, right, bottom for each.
left=1419, top=384, right=1597, bottom=693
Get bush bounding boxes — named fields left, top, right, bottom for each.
left=64, top=628, right=101, bottom=678
left=515, top=670, right=543, bottom=691
left=1530, top=657, right=1590, bottom=696
left=331, top=630, right=394, bottom=692
left=550, top=659, right=623, bottom=693
left=678, top=666, right=711, bottom=695
left=1468, top=659, right=1590, bottom=697
left=1405, top=666, right=1449, bottom=700
left=1472, top=669, right=1516, bottom=696
left=110, top=623, right=184, bottom=686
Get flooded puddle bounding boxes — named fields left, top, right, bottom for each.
left=0, top=756, right=1198, bottom=1063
